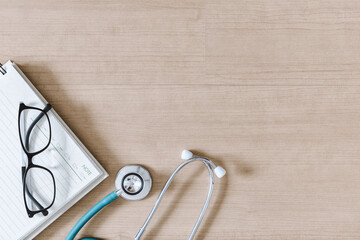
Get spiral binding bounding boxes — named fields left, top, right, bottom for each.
left=0, top=63, right=6, bottom=75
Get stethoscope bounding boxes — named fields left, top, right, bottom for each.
left=66, top=150, right=226, bottom=240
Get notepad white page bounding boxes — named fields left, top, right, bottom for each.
left=0, top=61, right=108, bottom=240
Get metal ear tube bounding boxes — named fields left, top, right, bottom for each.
left=135, top=150, right=226, bottom=240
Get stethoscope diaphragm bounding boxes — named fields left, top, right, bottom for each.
left=115, top=165, right=152, bottom=201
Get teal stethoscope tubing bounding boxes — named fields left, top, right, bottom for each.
left=65, top=191, right=119, bottom=240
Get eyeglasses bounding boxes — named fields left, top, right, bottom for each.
left=18, top=103, right=56, bottom=218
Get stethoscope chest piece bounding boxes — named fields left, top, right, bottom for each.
left=66, top=151, right=226, bottom=240
left=115, top=165, right=152, bottom=201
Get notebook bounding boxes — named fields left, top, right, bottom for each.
left=0, top=61, right=108, bottom=240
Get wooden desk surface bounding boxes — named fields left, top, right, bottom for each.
left=2, top=0, right=360, bottom=239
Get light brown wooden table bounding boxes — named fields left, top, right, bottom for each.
left=2, top=0, right=360, bottom=239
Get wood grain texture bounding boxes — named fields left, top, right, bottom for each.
left=1, top=0, right=360, bottom=239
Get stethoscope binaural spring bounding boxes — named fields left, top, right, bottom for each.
left=66, top=150, right=226, bottom=240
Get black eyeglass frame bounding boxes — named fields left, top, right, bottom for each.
left=18, top=103, right=56, bottom=218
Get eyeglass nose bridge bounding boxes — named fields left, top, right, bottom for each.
left=26, top=153, right=35, bottom=161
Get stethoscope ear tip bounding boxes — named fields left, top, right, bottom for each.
left=214, top=166, right=226, bottom=178
left=181, top=149, right=194, bottom=160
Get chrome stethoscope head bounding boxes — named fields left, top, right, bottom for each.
left=115, top=165, right=152, bottom=201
